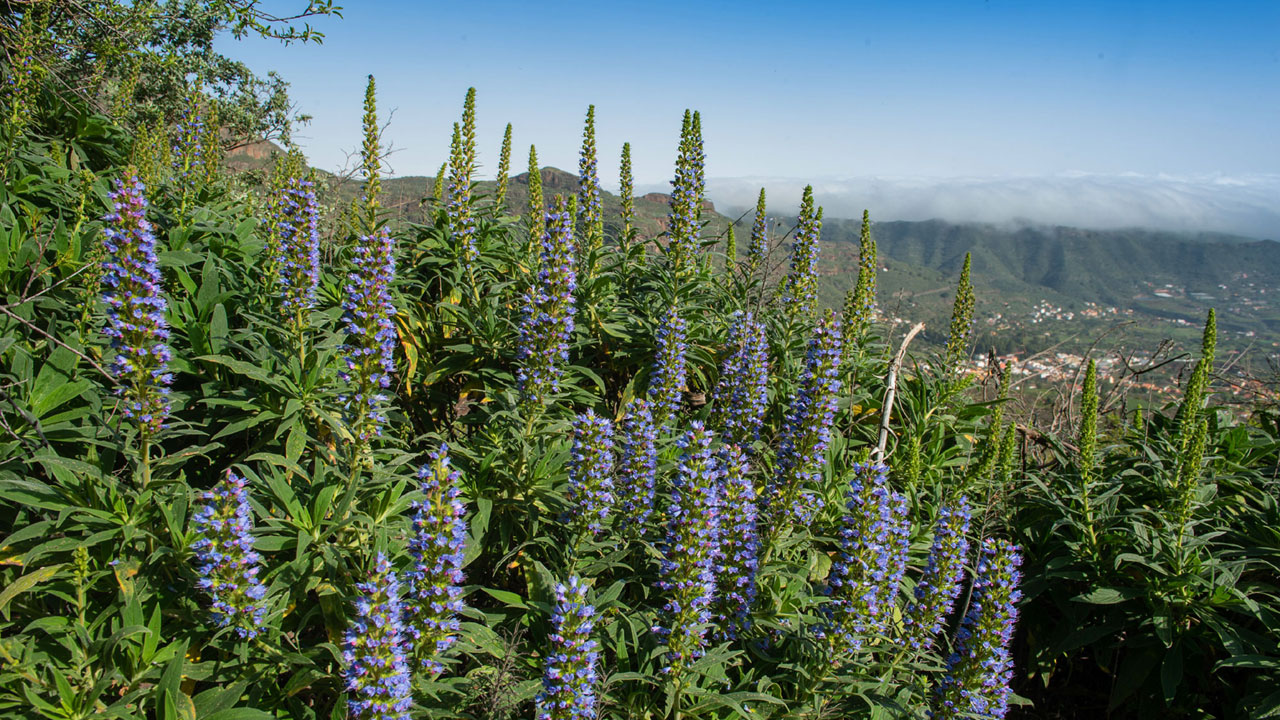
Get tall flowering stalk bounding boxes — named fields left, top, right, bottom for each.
left=944, top=253, right=976, bottom=381
left=171, top=93, right=218, bottom=219
left=932, top=539, right=1022, bottom=720
left=746, top=188, right=768, bottom=280
left=432, top=162, right=446, bottom=203
left=339, top=228, right=397, bottom=446
left=190, top=470, right=268, bottom=638
left=713, top=444, right=759, bottom=640
left=536, top=576, right=599, bottom=720
left=820, top=462, right=910, bottom=654
left=619, top=142, right=636, bottom=254
left=447, top=119, right=478, bottom=267
left=495, top=122, right=513, bottom=208
left=766, top=311, right=842, bottom=527
left=344, top=554, right=413, bottom=720
left=655, top=422, right=721, bottom=677
left=359, top=75, right=381, bottom=234
left=272, top=176, right=321, bottom=352
left=516, top=198, right=576, bottom=409
left=567, top=410, right=616, bottom=537
left=100, top=173, right=173, bottom=467
left=407, top=445, right=467, bottom=675
left=648, top=306, right=688, bottom=426
left=615, top=399, right=658, bottom=529
left=578, top=105, right=604, bottom=261
left=665, top=110, right=704, bottom=279
left=780, top=186, right=822, bottom=321
left=709, top=312, right=769, bottom=447
left=903, top=497, right=971, bottom=651
left=527, top=145, right=546, bottom=256
left=845, top=209, right=878, bottom=343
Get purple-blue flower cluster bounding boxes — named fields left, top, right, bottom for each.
left=406, top=444, right=467, bottom=675
left=273, top=176, right=321, bottom=323
left=447, top=122, right=478, bottom=266
left=567, top=409, right=616, bottom=536
left=766, top=311, right=842, bottom=526
left=100, top=173, right=172, bottom=434
left=190, top=470, right=268, bottom=638
left=339, top=228, right=397, bottom=443
left=655, top=422, right=721, bottom=675
left=517, top=200, right=577, bottom=408
left=904, top=497, right=972, bottom=651
left=615, top=399, right=658, bottom=529
left=713, top=444, right=759, bottom=640
left=536, top=576, right=599, bottom=720
left=344, top=553, right=413, bottom=720
left=171, top=105, right=207, bottom=181
left=820, top=462, right=910, bottom=654
left=647, top=306, right=688, bottom=426
left=932, top=539, right=1023, bottom=719
left=709, top=312, right=769, bottom=447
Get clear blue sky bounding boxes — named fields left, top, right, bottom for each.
left=224, top=1, right=1279, bottom=189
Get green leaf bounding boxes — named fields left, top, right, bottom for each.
left=0, top=564, right=62, bottom=620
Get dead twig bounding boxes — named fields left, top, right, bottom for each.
left=875, top=322, right=924, bottom=464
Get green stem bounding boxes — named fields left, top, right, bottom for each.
left=138, top=433, right=152, bottom=489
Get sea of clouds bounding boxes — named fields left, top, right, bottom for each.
left=681, top=173, right=1280, bottom=240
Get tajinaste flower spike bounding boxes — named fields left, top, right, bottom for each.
left=535, top=576, right=599, bottom=720
left=819, top=462, right=910, bottom=654
left=359, top=75, right=381, bottom=233
left=100, top=173, right=173, bottom=434
left=344, top=554, right=413, bottom=720
left=619, top=142, right=636, bottom=253
left=765, top=311, right=843, bottom=526
left=171, top=101, right=207, bottom=185
left=746, top=188, right=768, bottom=280
left=943, top=253, right=976, bottom=380
left=647, top=306, right=688, bottom=426
left=713, top=444, right=759, bottom=640
left=447, top=122, right=477, bottom=265
left=432, top=162, right=446, bottom=203
left=709, top=312, right=769, bottom=447
left=845, top=209, right=878, bottom=342
left=406, top=444, right=467, bottom=675
left=654, top=422, right=721, bottom=676
left=578, top=105, right=604, bottom=258
left=527, top=145, right=546, bottom=246
left=339, top=227, right=397, bottom=445
left=274, top=176, right=321, bottom=331
left=615, top=399, right=658, bottom=529
left=781, top=186, right=822, bottom=320
left=190, top=469, right=268, bottom=638
left=567, top=409, right=616, bottom=537
left=664, top=110, right=703, bottom=278
left=932, top=539, right=1023, bottom=720
left=495, top=122, right=513, bottom=209
left=516, top=198, right=577, bottom=408
left=903, top=497, right=972, bottom=651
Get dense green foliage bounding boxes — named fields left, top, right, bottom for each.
left=1, top=12, right=1278, bottom=720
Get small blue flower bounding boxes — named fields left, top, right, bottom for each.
left=190, top=470, right=268, bottom=638
left=931, top=538, right=1022, bottom=719
left=406, top=444, right=467, bottom=675
left=100, top=173, right=172, bottom=434
left=567, top=409, right=616, bottom=536
left=339, top=228, right=397, bottom=443
left=344, top=554, right=413, bottom=720
left=536, top=576, right=599, bottom=720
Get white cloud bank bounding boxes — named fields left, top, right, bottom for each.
left=690, top=173, right=1280, bottom=240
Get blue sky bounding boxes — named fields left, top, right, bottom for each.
left=223, top=1, right=1280, bottom=234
